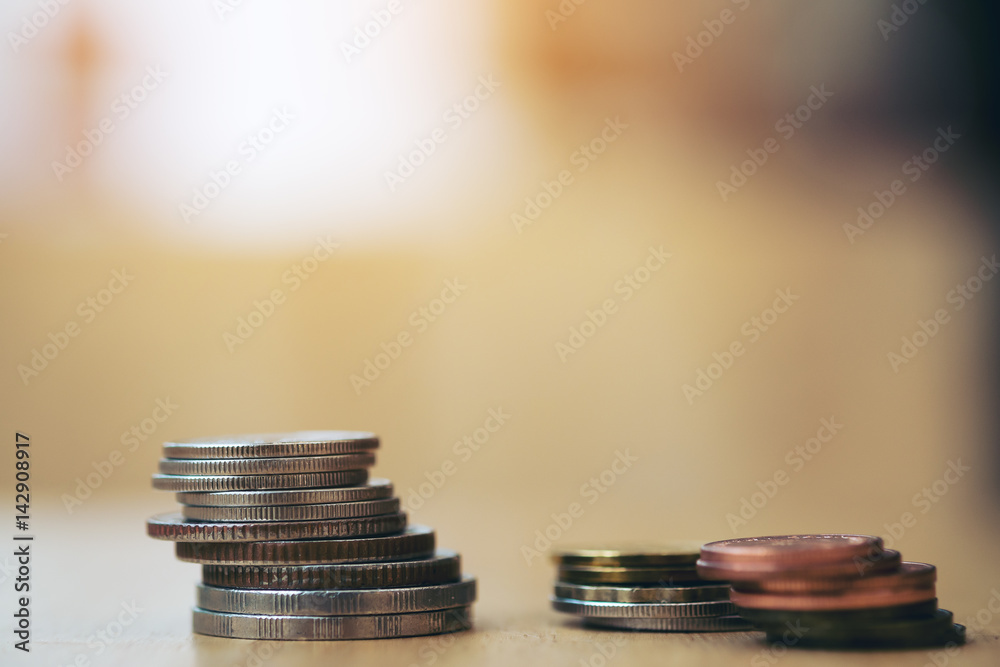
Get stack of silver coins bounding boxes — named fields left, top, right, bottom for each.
left=147, top=431, right=476, bottom=640
left=550, top=543, right=751, bottom=632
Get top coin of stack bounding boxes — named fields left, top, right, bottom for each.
left=147, top=431, right=476, bottom=640
left=697, top=534, right=965, bottom=649
left=549, top=542, right=753, bottom=632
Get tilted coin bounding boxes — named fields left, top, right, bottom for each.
left=736, top=599, right=940, bottom=630
left=551, top=597, right=736, bottom=619
left=734, top=561, right=936, bottom=595
left=146, top=511, right=406, bottom=542
left=697, top=549, right=901, bottom=582
left=163, top=431, right=379, bottom=459
left=202, top=550, right=462, bottom=590
left=192, top=606, right=472, bottom=640
left=176, top=479, right=393, bottom=507
left=152, top=469, right=369, bottom=492
left=765, top=610, right=965, bottom=649
left=182, top=497, right=401, bottom=523
left=197, top=577, right=477, bottom=616
left=158, top=452, right=375, bottom=476
left=699, top=535, right=884, bottom=566
left=552, top=542, right=704, bottom=568
left=554, top=582, right=730, bottom=604
left=176, top=525, right=435, bottom=564
left=582, top=615, right=755, bottom=632
left=557, top=565, right=702, bottom=586
left=730, top=583, right=936, bottom=611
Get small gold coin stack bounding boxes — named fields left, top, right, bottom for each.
left=146, top=431, right=476, bottom=640
left=549, top=543, right=752, bottom=632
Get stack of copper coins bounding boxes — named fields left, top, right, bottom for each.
left=146, top=431, right=476, bottom=640
left=697, top=535, right=965, bottom=649
left=549, top=543, right=753, bottom=632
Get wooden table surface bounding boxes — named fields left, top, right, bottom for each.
left=5, top=494, right=999, bottom=667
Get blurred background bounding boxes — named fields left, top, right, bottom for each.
left=1, top=0, right=999, bottom=655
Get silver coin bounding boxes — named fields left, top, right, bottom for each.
left=201, top=550, right=461, bottom=590
left=158, top=452, right=375, bottom=476
left=196, top=577, right=476, bottom=616
left=152, top=469, right=369, bottom=492
left=176, top=525, right=435, bottom=564
left=147, top=511, right=406, bottom=542
left=582, top=615, right=755, bottom=632
left=176, top=478, right=393, bottom=507
left=163, top=431, right=378, bottom=459
left=182, top=498, right=400, bottom=522
left=192, top=606, right=472, bottom=640
left=551, top=597, right=736, bottom=619
left=555, top=582, right=731, bottom=604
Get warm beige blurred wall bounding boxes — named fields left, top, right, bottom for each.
left=1, top=0, right=997, bottom=586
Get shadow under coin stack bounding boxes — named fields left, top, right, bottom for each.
left=146, top=431, right=476, bottom=640
left=697, top=534, right=965, bottom=649
left=549, top=543, right=753, bottom=632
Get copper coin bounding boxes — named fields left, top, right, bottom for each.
left=700, top=535, right=884, bottom=564
left=730, top=584, right=937, bottom=611
left=734, top=561, right=936, bottom=595
left=698, top=548, right=900, bottom=582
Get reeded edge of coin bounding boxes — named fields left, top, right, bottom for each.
left=181, top=497, right=401, bottom=522
left=157, top=452, right=376, bottom=476
left=557, top=565, right=702, bottom=585
left=201, top=549, right=461, bottom=590
left=163, top=431, right=379, bottom=459
left=176, top=525, right=435, bottom=564
left=581, top=615, right=756, bottom=633
left=176, top=478, right=394, bottom=507
left=152, top=469, right=369, bottom=492
left=554, top=582, right=730, bottom=604
left=146, top=511, right=407, bottom=542
left=191, top=605, right=473, bottom=640
left=551, top=596, right=736, bottom=619
left=551, top=542, right=704, bottom=567
left=197, top=576, right=477, bottom=616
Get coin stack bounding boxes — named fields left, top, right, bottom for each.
left=697, top=534, right=965, bottom=649
left=146, top=431, right=476, bottom=640
left=549, top=543, right=753, bottom=632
